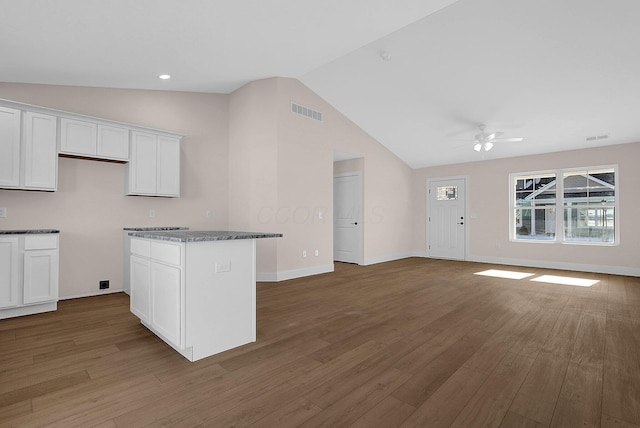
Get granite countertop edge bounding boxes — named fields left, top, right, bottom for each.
left=127, top=230, right=283, bottom=242
left=0, top=229, right=60, bottom=235
left=123, top=227, right=189, bottom=231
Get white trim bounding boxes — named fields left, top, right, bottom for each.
left=467, top=254, right=640, bottom=277
left=363, top=252, right=415, bottom=266
left=257, top=264, right=334, bottom=282
left=60, top=288, right=123, bottom=300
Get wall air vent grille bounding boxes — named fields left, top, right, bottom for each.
left=291, top=102, right=323, bottom=121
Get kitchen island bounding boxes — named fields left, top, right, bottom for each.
left=127, top=230, right=281, bottom=362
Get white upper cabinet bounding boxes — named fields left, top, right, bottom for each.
left=0, top=107, right=21, bottom=188
left=23, top=112, right=58, bottom=190
left=60, top=118, right=97, bottom=155
left=60, top=118, right=129, bottom=161
left=127, top=131, right=181, bottom=197
left=0, top=98, right=181, bottom=196
left=97, top=124, right=129, bottom=160
left=0, top=108, right=57, bottom=191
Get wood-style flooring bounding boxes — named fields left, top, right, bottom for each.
left=1, top=258, right=640, bottom=427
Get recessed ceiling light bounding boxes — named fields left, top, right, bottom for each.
left=158, top=74, right=171, bottom=80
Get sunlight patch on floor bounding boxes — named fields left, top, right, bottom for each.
left=530, top=275, right=599, bottom=287
left=474, top=269, right=535, bottom=280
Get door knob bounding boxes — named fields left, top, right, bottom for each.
left=351, top=222, right=358, bottom=225
left=458, top=222, right=464, bottom=225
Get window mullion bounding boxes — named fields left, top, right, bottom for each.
left=557, top=169, right=564, bottom=243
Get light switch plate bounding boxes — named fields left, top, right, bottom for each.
left=0, top=207, right=7, bottom=218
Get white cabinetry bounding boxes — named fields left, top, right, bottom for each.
left=0, top=108, right=57, bottom=191
left=0, top=107, right=21, bottom=188
left=0, top=237, right=20, bottom=309
left=127, top=131, right=181, bottom=197
left=60, top=118, right=129, bottom=161
left=130, top=239, right=185, bottom=350
left=0, top=233, right=59, bottom=319
left=130, top=237, right=257, bottom=362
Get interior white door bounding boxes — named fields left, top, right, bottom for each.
left=334, top=173, right=362, bottom=264
left=428, top=178, right=466, bottom=260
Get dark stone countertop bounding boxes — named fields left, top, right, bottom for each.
left=0, top=229, right=60, bottom=235
left=127, top=230, right=282, bottom=243
left=123, top=226, right=189, bottom=231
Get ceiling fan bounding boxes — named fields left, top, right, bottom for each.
left=473, top=124, right=524, bottom=152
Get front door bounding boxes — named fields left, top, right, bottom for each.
left=428, top=178, right=466, bottom=260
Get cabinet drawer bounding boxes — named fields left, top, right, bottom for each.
left=131, top=238, right=151, bottom=257
left=151, top=242, right=182, bottom=266
left=24, top=235, right=58, bottom=250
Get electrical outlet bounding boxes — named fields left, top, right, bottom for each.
left=99, top=280, right=109, bottom=290
left=302, top=250, right=307, bottom=258
left=149, top=209, right=156, bottom=218
left=0, top=207, right=6, bottom=218
left=314, top=249, right=319, bottom=257
left=205, top=210, right=212, bottom=218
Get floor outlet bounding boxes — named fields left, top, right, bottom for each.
left=99, top=280, right=109, bottom=290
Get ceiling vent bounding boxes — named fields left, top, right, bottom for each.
left=586, top=134, right=609, bottom=141
left=291, top=102, right=323, bottom=121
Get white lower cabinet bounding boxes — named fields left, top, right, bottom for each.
left=130, top=239, right=185, bottom=351
left=130, top=237, right=257, bottom=362
left=0, top=237, right=20, bottom=309
left=0, top=233, right=59, bottom=319
left=150, top=262, right=182, bottom=347
left=130, top=255, right=151, bottom=323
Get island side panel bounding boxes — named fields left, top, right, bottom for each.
left=185, top=238, right=257, bottom=361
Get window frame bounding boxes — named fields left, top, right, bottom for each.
left=509, top=165, right=619, bottom=246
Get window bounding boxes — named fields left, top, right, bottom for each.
left=511, top=166, right=617, bottom=245
left=436, top=185, right=458, bottom=200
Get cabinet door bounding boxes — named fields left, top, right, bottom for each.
left=23, top=112, right=57, bottom=190
left=0, top=237, right=20, bottom=309
left=23, top=249, right=59, bottom=305
left=97, top=124, right=129, bottom=160
left=128, top=131, right=157, bottom=195
left=151, top=262, right=182, bottom=347
left=0, top=107, right=21, bottom=188
left=156, top=136, right=181, bottom=197
left=130, top=255, right=151, bottom=323
left=60, top=118, right=97, bottom=156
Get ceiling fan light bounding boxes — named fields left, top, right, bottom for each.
left=473, top=142, right=482, bottom=152
left=484, top=141, right=494, bottom=151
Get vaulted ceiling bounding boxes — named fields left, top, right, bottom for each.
left=2, top=0, right=639, bottom=168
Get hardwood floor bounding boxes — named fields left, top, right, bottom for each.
left=1, top=258, right=640, bottom=427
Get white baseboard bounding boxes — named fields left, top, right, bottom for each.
left=363, top=252, right=417, bottom=266
left=467, top=255, right=640, bottom=277
left=60, top=288, right=124, bottom=300
left=257, top=264, right=335, bottom=282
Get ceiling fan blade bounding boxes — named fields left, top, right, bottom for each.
left=486, top=132, right=503, bottom=140
left=494, top=137, right=524, bottom=143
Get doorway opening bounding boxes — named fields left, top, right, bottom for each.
left=333, top=154, right=363, bottom=265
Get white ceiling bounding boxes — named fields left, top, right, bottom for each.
left=2, top=0, right=639, bottom=168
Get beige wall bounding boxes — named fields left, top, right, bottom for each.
left=0, top=83, right=229, bottom=298
left=228, top=78, right=415, bottom=279
left=412, top=142, right=640, bottom=275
